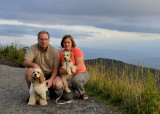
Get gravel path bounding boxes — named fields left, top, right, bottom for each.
left=0, top=64, right=118, bottom=114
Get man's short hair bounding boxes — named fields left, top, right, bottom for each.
left=37, top=30, right=50, bottom=39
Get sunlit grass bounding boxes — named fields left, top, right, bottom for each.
left=85, top=62, right=160, bottom=113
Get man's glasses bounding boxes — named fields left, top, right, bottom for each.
left=39, top=38, right=49, bottom=41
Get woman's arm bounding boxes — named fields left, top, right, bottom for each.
left=75, top=56, right=84, bottom=71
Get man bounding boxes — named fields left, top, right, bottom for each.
left=24, top=30, right=63, bottom=98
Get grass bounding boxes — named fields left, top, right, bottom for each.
left=0, top=43, right=27, bottom=65
left=0, top=43, right=160, bottom=113
left=85, top=63, right=160, bottom=114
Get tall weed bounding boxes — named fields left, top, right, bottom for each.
left=85, top=63, right=160, bottom=113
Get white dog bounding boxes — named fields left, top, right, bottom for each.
left=28, top=68, right=48, bottom=105
left=61, top=51, right=76, bottom=93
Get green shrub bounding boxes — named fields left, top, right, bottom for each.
left=0, top=43, right=27, bottom=65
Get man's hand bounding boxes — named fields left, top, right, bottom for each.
left=33, top=64, right=41, bottom=69
left=46, top=78, right=53, bottom=88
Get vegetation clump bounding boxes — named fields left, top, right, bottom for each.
left=0, top=43, right=27, bottom=66
left=85, top=58, right=160, bottom=113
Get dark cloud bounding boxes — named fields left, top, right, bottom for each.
left=0, top=0, right=160, bottom=34
left=1, top=0, right=160, bottom=16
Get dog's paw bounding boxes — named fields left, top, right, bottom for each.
left=68, top=72, right=72, bottom=75
left=71, top=66, right=76, bottom=73
left=40, top=100, right=47, bottom=105
left=66, top=90, right=71, bottom=93
left=71, top=68, right=76, bottom=73
left=28, top=101, right=36, bottom=105
left=65, top=88, right=71, bottom=93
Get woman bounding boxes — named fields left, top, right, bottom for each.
left=59, top=35, right=89, bottom=100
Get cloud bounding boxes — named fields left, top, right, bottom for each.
left=0, top=0, right=160, bottom=35
left=1, top=0, right=160, bottom=16
left=1, top=18, right=160, bottom=62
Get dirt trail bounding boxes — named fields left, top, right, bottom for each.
left=0, top=64, right=118, bottom=114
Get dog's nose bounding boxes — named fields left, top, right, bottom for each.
left=34, top=73, right=37, bottom=77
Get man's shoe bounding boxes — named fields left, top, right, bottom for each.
left=49, top=89, right=58, bottom=99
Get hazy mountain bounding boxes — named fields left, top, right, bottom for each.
left=85, top=58, right=159, bottom=76
left=81, top=47, right=160, bottom=69
left=127, top=57, right=160, bottom=69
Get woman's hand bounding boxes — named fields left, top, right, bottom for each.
left=59, top=68, right=67, bottom=75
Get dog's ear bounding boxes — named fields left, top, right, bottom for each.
left=70, top=52, right=74, bottom=59
left=39, top=72, right=45, bottom=84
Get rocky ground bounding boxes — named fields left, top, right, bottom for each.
left=0, top=61, right=118, bottom=114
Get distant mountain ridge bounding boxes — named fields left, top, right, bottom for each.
left=127, top=57, right=160, bottom=69
left=85, top=58, right=160, bottom=76
left=81, top=47, right=160, bottom=69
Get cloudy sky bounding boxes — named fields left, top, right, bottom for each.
left=0, top=0, right=160, bottom=67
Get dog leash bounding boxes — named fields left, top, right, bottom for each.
left=55, top=85, right=76, bottom=104
left=32, top=84, right=48, bottom=101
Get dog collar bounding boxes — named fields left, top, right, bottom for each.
left=64, top=60, right=71, bottom=62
